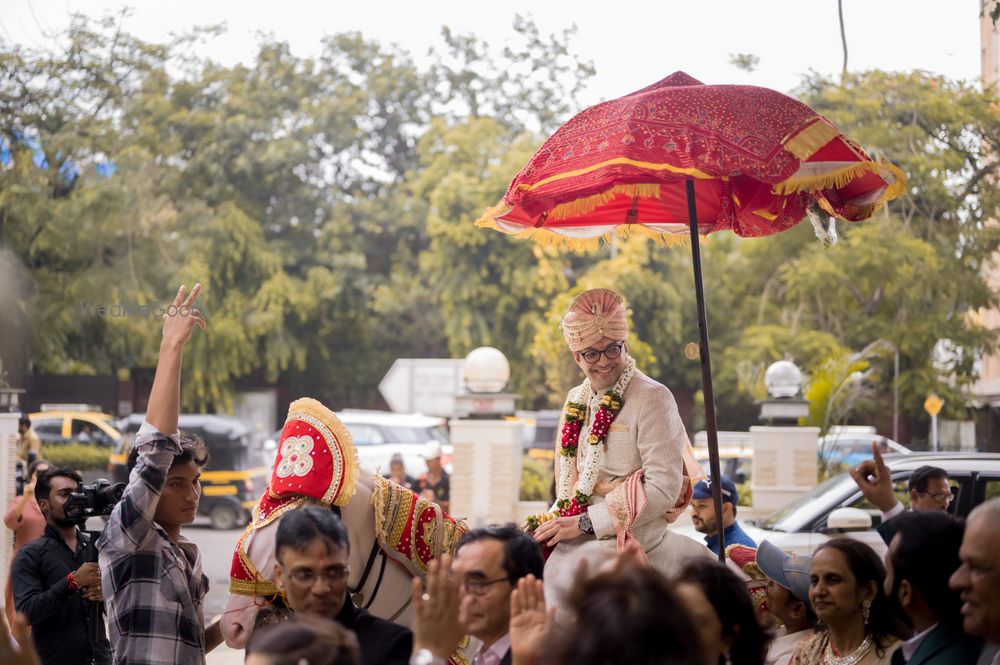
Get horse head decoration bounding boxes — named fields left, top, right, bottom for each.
left=222, top=398, right=468, bottom=653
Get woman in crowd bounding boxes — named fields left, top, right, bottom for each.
left=676, top=558, right=772, bottom=665
left=789, top=539, right=904, bottom=665
left=245, top=614, right=361, bottom=665
left=3, top=459, right=49, bottom=630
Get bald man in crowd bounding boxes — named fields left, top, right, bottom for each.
left=949, top=497, right=1000, bottom=665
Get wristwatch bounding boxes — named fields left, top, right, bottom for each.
left=410, top=649, right=447, bottom=665
left=578, top=513, right=595, bottom=535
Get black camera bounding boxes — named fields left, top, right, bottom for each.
left=64, top=479, right=125, bottom=522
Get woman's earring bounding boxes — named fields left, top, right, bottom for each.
left=862, top=599, right=871, bottom=626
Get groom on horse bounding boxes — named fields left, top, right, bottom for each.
left=530, top=287, right=710, bottom=612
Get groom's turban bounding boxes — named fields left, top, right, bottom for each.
left=560, top=288, right=629, bottom=352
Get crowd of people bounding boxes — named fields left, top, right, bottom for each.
left=1, top=284, right=999, bottom=665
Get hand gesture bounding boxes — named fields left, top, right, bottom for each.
left=73, top=562, right=100, bottom=589
left=161, top=284, right=206, bottom=348
left=410, top=554, right=464, bottom=659
left=532, top=515, right=583, bottom=546
left=509, top=575, right=554, bottom=665
left=848, top=442, right=899, bottom=512
left=0, top=611, right=41, bottom=665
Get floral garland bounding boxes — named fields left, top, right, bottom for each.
left=525, top=356, right=635, bottom=531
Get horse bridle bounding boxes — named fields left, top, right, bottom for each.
left=331, top=505, right=410, bottom=620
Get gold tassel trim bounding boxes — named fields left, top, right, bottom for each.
left=474, top=200, right=513, bottom=228
left=474, top=215, right=701, bottom=253
left=511, top=157, right=715, bottom=194
left=548, top=183, right=663, bottom=220
left=781, top=119, right=842, bottom=160
left=229, top=577, right=280, bottom=597
left=371, top=474, right=391, bottom=550
left=772, top=161, right=906, bottom=198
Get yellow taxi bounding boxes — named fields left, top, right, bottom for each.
left=29, top=404, right=123, bottom=447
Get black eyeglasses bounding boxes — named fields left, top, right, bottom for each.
left=460, top=576, right=510, bottom=597
left=580, top=342, right=624, bottom=364
left=917, top=490, right=953, bottom=504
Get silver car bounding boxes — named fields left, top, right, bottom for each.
left=678, top=453, right=1000, bottom=557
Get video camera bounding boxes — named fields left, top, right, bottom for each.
left=64, top=479, right=125, bottom=522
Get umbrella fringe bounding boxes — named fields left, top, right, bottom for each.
left=772, top=162, right=906, bottom=197
left=782, top=118, right=842, bottom=160
left=613, top=224, right=695, bottom=248
left=474, top=200, right=513, bottom=229
left=473, top=214, right=698, bottom=252
left=548, top=184, right=663, bottom=220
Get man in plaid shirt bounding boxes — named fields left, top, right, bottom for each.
left=98, top=284, right=222, bottom=664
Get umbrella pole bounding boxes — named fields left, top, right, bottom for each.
left=685, top=178, right=727, bottom=564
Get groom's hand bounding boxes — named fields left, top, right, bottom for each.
left=532, top=515, right=583, bottom=546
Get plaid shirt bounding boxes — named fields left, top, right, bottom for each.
left=97, top=424, right=209, bottom=665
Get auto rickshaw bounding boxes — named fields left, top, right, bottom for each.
left=108, top=413, right=271, bottom=529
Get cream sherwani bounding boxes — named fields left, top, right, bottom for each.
left=544, top=369, right=712, bottom=614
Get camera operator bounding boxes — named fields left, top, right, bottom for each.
left=10, top=466, right=112, bottom=665
left=97, top=283, right=223, bottom=665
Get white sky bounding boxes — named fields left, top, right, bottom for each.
left=0, top=0, right=987, bottom=104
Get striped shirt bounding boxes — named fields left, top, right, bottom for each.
left=98, top=424, right=209, bottom=665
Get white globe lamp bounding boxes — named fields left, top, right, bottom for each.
left=764, top=360, right=803, bottom=399
left=464, top=347, right=510, bottom=394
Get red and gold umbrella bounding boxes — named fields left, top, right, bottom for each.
left=476, top=71, right=905, bottom=561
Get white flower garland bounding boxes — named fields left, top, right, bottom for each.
left=557, top=355, right=636, bottom=504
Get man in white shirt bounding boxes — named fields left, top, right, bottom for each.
left=452, top=525, right=544, bottom=665
left=755, top=540, right=816, bottom=665
left=949, top=498, right=1000, bottom=665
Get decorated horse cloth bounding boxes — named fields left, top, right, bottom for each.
left=726, top=543, right=770, bottom=622
left=372, top=475, right=467, bottom=579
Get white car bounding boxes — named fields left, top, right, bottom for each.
left=266, top=410, right=453, bottom=478
left=676, top=453, right=1000, bottom=557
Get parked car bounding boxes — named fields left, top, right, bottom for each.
left=29, top=404, right=123, bottom=447
left=110, top=414, right=270, bottom=530
left=818, top=429, right=911, bottom=467
left=509, top=410, right=561, bottom=463
left=675, top=453, right=1000, bottom=557
left=692, top=444, right=753, bottom=485
left=264, top=410, right=454, bottom=478
left=690, top=429, right=912, bottom=479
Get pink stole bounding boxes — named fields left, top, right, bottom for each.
left=599, top=435, right=706, bottom=560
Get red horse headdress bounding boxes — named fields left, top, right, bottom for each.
left=230, top=397, right=359, bottom=596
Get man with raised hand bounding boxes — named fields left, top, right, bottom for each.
left=98, top=284, right=221, bottom=665
left=849, top=443, right=951, bottom=545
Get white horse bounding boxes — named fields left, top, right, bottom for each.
left=222, top=471, right=461, bottom=648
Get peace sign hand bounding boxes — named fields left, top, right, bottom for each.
left=161, top=283, right=206, bottom=348
left=848, top=441, right=898, bottom=512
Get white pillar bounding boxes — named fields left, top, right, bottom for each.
left=448, top=419, right=523, bottom=527
left=750, top=425, right=819, bottom=516
left=0, top=413, right=19, bottom=605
